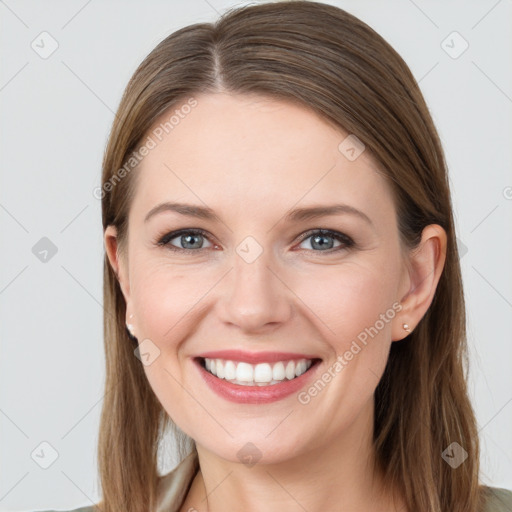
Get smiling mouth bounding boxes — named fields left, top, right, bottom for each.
left=198, top=357, right=320, bottom=386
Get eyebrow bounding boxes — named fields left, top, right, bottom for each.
left=144, top=202, right=373, bottom=226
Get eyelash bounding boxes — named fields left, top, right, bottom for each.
left=155, top=228, right=355, bottom=254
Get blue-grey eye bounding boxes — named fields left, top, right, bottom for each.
left=297, top=229, right=354, bottom=251
left=158, top=229, right=213, bottom=251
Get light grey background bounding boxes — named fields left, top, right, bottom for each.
left=1, top=0, right=511, bottom=510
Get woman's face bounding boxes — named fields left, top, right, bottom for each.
left=107, top=92, right=413, bottom=464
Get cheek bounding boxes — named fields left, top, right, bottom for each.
left=289, top=260, right=400, bottom=353
left=130, top=250, right=402, bottom=359
left=129, top=262, right=212, bottom=432
left=289, top=262, right=401, bottom=432
left=130, top=261, right=209, bottom=344
left=126, top=251, right=402, bottom=447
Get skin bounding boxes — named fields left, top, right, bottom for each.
left=105, top=92, right=447, bottom=512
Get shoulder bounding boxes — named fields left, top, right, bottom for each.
left=33, top=508, right=97, bottom=512
left=481, top=485, right=512, bottom=511
left=32, top=453, right=199, bottom=512
left=156, top=450, right=200, bottom=512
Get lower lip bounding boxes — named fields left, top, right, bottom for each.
left=194, top=358, right=321, bottom=404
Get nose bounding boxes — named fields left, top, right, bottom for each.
left=217, top=249, right=293, bottom=334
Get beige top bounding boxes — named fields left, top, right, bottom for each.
left=156, top=451, right=200, bottom=512
left=37, top=451, right=512, bottom=511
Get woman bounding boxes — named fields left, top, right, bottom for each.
left=37, top=1, right=512, bottom=511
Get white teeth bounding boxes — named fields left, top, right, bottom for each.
left=216, top=359, right=225, bottom=378
left=285, top=361, right=295, bottom=380
left=224, top=360, right=236, bottom=380
left=236, top=362, right=254, bottom=382
left=272, top=361, right=285, bottom=381
left=295, top=360, right=306, bottom=377
left=254, top=363, right=272, bottom=382
left=203, top=357, right=314, bottom=386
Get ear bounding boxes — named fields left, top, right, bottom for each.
left=392, top=224, right=447, bottom=341
left=104, top=225, right=131, bottom=303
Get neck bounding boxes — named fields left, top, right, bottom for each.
left=182, top=397, right=406, bottom=512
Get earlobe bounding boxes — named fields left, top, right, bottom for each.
left=393, top=224, right=447, bottom=341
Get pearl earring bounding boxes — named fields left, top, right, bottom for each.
left=126, top=314, right=135, bottom=337
left=402, top=323, right=411, bottom=332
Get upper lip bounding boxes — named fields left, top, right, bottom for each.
left=195, top=350, right=320, bottom=364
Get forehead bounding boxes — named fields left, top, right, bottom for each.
left=131, top=92, right=394, bottom=225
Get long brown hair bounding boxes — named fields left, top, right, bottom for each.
left=98, top=1, right=485, bottom=510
